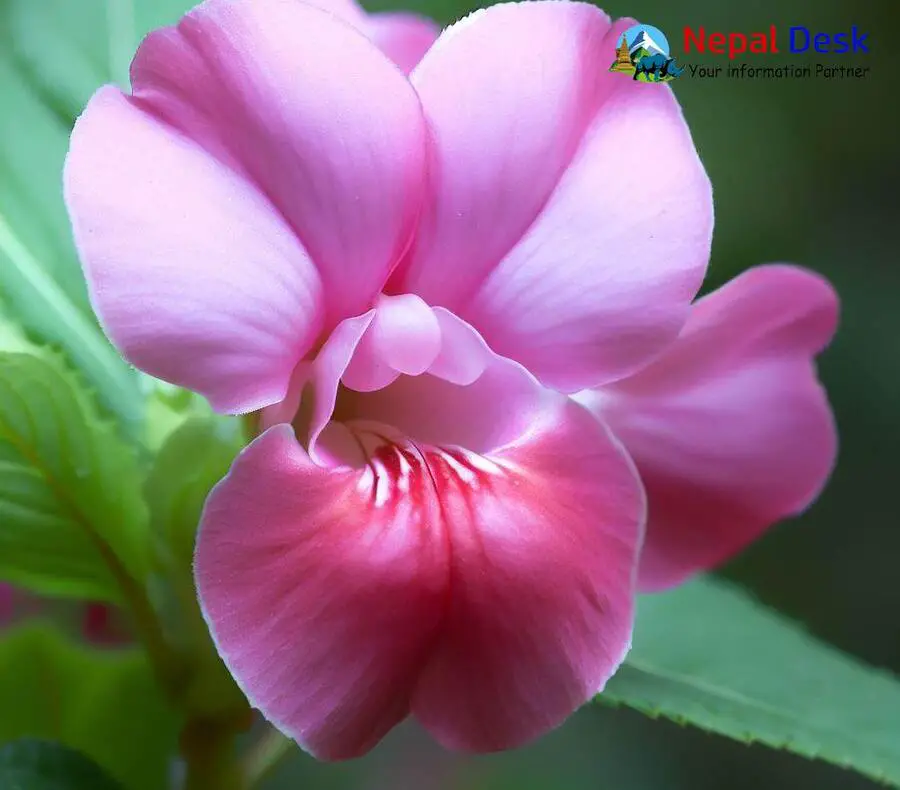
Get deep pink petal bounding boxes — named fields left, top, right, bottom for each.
left=65, top=87, right=323, bottom=413
left=397, top=9, right=711, bottom=390
left=196, top=399, right=643, bottom=758
left=581, top=265, right=839, bottom=591
left=410, top=400, right=644, bottom=751
left=128, top=0, right=426, bottom=325
left=368, top=12, right=440, bottom=74
left=196, top=425, right=448, bottom=760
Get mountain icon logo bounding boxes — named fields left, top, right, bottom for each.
left=609, top=23, right=684, bottom=82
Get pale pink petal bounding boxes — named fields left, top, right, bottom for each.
left=65, top=87, right=323, bottom=413
left=195, top=425, right=448, bottom=760
left=427, top=308, right=489, bottom=386
left=196, top=400, right=644, bottom=758
left=396, top=10, right=711, bottom=390
left=368, top=12, right=440, bottom=74
left=337, top=341, right=547, bottom=454
left=293, top=0, right=366, bottom=24
left=342, top=294, right=442, bottom=392
left=411, top=400, right=644, bottom=751
left=300, top=312, right=376, bottom=460
left=295, top=0, right=439, bottom=74
left=581, top=265, right=838, bottom=591
left=129, top=0, right=426, bottom=325
left=308, top=311, right=528, bottom=459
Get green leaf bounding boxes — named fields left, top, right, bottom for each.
left=144, top=414, right=249, bottom=718
left=602, top=577, right=900, bottom=786
left=0, top=56, right=141, bottom=429
left=0, top=739, right=124, bottom=790
left=0, top=625, right=178, bottom=790
left=146, top=414, right=243, bottom=567
left=1, top=0, right=198, bottom=119
left=143, top=383, right=216, bottom=453
left=0, top=352, right=150, bottom=602
left=0, top=306, right=38, bottom=355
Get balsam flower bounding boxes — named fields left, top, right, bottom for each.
left=0, top=583, right=129, bottom=645
left=64, top=0, right=836, bottom=759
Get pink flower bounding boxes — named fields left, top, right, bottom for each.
left=63, top=0, right=836, bottom=760
left=578, top=264, right=837, bottom=592
left=0, top=583, right=130, bottom=645
left=0, top=584, right=14, bottom=624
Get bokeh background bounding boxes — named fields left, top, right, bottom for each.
left=2, top=0, right=897, bottom=788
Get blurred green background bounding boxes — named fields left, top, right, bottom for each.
left=2, top=0, right=897, bottom=788
left=264, top=0, right=899, bottom=788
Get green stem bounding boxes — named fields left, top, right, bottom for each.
left=181, top=718, right=244, bottom=790
left=243, top=728, right=294, bottom=789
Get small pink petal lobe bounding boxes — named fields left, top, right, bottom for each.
left=585, top=264, right=839, bottom=591
left=342, top=294, right=441, bottom=392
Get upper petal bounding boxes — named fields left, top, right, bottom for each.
left=196, top=398, right=644, bottom=758
left=368, top=12, right=441, bottom=74
left=128, top=0, right=427, bottom=326
left=396, top=7, right=712, bottom=390
left=582, top=265, right=839, bottom=591
left=291, top=0, right=439, bottom=73
left=65, top=87, right=323, bottom=413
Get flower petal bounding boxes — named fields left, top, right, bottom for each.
left=368, top=12, right=441, bottom=74
left=128, top=0, right=426, bottom=325
left=196, top=399, right=644, bottom=758
left=581, top=265, right=839, bottom=591
left=398, top=8, right=711, bottom=390
left=294, top=0, right=439, bottom=74
left=306, top=311, right=535, bottom=459
left=195, top=425, right=449, bottom=760
left=427, top=308, right=488, bottom=386
left=410, top=399, right=644, bottom=751
left=303, top=312, right=376, bottom=460
left=342, top=294, right=442, bottom=392
left=65, top=87, right=323, bottom=413
left=337, top=339, right=547, bottom=454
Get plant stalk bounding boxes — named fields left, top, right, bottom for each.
left=180, top=718, right=244, bottom=790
